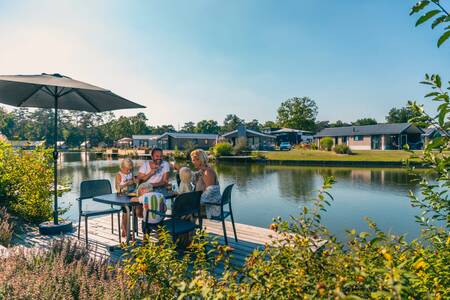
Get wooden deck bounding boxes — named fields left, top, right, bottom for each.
left=11, top=216, right=282, bottom=267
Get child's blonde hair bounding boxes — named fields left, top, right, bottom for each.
left=137, top=182, right=153, bottom=195
left=120, top=158, right=133, bottom=170
left=178, top=167, right=193, bottom=194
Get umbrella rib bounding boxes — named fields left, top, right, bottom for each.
left=16, top=85, right=44, bottom=107
left=74, top=90, right=101, bottom=112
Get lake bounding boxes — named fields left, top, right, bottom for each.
left=59, top=152, right=426, bottom=241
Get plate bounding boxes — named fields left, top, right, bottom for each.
left=127, top=192, right=137, bottom=197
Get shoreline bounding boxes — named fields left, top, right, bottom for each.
left=216, top=156, right=425, bottom=168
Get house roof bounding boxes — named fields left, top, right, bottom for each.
left=132, top=135, right=160, bottom=140
left=271, top=128, right=313, bottom=134
left=222, top=129, right=275, bottom=139
left=158, top=132, right=219, bottom=140
left=314, top=123, right=424, bottom=137
left=118, top=137, right=133, bottom=142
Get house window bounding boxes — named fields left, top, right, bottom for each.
left=353, top=135, right=364, bottom=141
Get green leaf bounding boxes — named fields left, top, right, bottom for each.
left=431, top=15, right=447, bottom=29
left=437, top=30, right=450, bottom=47
left=410, top=0, right=430, bottom=15
left=416, top=9, right=441, bottom=26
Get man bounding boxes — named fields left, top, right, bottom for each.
left=137, top=148, right=170, bottom=188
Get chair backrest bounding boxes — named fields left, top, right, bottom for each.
left=172, top=191, right=202, bottom=218
left=79, top=179, right=112, bottom=200
left=221, top=184, right=234, bottom=205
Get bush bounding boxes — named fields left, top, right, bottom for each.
left=0, top=239, right=141, bottom=299
left=212, top=142, right=233, bottom=157
left=0, top=207, right=13, bottom=247
left=233, top=137, right=248, bottom=155
left=0, top=141, right=53, bottom=222
left=334, top=144, right=352, bottom=154
left=320, top=137, right=334, bottom=151
left=311, top=143, right=318, bottom=150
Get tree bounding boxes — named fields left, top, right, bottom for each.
left=411, top=0, right=450, bottom=47
left=352, top=118, right=377, bottom=126
left=196, top=120, right=220, bottom=134
left=221, top=114, right=244, bottom=133
left=245, top=119, right=261, bottom=132
left=314, top=120, right=329, bottom=132
left=276, top=97, right=318, bottom=131
left=262, top=120, right=277, bottom=129
left=181, top=122, right=196, bottom=133
left=385, top=106, right=421, bottom=123
left=330, top=120, right=351, bottom=128
left=153, top=125, right=175, bottom=135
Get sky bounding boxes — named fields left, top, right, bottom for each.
left=0, top=0, right=449, bottom=127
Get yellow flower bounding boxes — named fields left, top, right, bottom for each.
left=414, top=258, right=427, bottom=270
left=380, top=248, right=392, bottom=261
left=446, top=236, right=450, bottom=247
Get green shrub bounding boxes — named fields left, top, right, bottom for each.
left=320, top=137, right=334, bottom=151
left=311, top=143, right=318, bottom=150
left=0, top=141, right=53, bottom=222
left=334, top=144, right=352, bottom=154
left=0, top=239, right=140, bottom=299
left=213, top=142, right=233, bottom=157
left=233, top=137, right=248, bottom=155
left=0, top=207, right=12, bottom=247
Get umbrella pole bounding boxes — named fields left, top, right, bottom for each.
left=53, top=94, right=59, bottom=225
left=39, top=90, right=72, bottom=235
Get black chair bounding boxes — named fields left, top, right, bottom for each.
left=203, top=184, right=237, bottom=245
left=144, top=191, right=203, bottom=242
left=77, top=180, right=122, bottom=245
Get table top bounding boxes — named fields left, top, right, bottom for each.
left=93, top=190, right=178, bottom=206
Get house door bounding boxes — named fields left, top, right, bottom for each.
left=371, top=135, right=381, bottom=150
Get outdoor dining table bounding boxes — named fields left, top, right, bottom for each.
left=93, top=190, right=177, bottom=245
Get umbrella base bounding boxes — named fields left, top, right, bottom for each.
left=39, top=220, right=73, bottom=235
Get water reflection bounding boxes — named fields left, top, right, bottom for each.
left=59, top=153, right=426, bottom=240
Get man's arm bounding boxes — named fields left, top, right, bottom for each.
left=151, top=172, right=169, bottom=187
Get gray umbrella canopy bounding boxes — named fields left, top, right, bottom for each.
left=0, top=73, right=145, bottom=112
left=0, top=73, right=146, bottom=232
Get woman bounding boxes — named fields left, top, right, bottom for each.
left=190, top=149, right=221, bottom=218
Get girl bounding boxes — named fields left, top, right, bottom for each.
left=115, top=158, right=139, bottom=237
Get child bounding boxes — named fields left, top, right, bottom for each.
left=178, top=167, right=193, bottom=194
left=115, top=158, right=137, bottom=237
left=115, top=158, right=136, bottom=193
left=131, top=184, right=167, bottom=236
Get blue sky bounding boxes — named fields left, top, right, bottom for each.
left=0, top=0, right=449, bottom=127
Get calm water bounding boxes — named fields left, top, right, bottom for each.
left=59, top=152, right=426, bottom=240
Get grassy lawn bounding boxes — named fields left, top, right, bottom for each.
left=263, top=149, right=422, bottom=162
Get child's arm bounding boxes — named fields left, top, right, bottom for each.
left=114, top=174, right=121, bottom=191
left=130, top=197, right=140, bottom=203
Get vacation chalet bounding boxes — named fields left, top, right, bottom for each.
left=222, top=125, right=276, bottom=150
left=156, top=132, right=219, bottom=150
left=314, top=123, right=424, bottom=150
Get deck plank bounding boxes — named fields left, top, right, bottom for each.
left=10, top=216, right=323, bottom=271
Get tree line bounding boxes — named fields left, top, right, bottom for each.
left=0, top=97, right=424, bottom=147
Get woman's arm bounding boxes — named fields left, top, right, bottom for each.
left=202, top=168, right=217, bottom=188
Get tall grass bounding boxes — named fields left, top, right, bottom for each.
left=0, top=207, right=13, bottom=247
left=0, top=239, right=142, bottom=299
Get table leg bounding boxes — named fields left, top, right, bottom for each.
left=125, top=206, right=131, bottom=244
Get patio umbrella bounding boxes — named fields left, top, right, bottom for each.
left=0, top=73, right=145, bottom=234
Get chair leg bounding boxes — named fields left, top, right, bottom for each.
left=222, top=219, right=228, bottom=245
left=111, top=213, right=114, bottom=234
left=117, top=213, right=121, bottom=244
left=230, top=209, right=238, bottom=242
left=77, top=215, right=81, bottom=239
left=85, top=217, right=89, bottom=246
